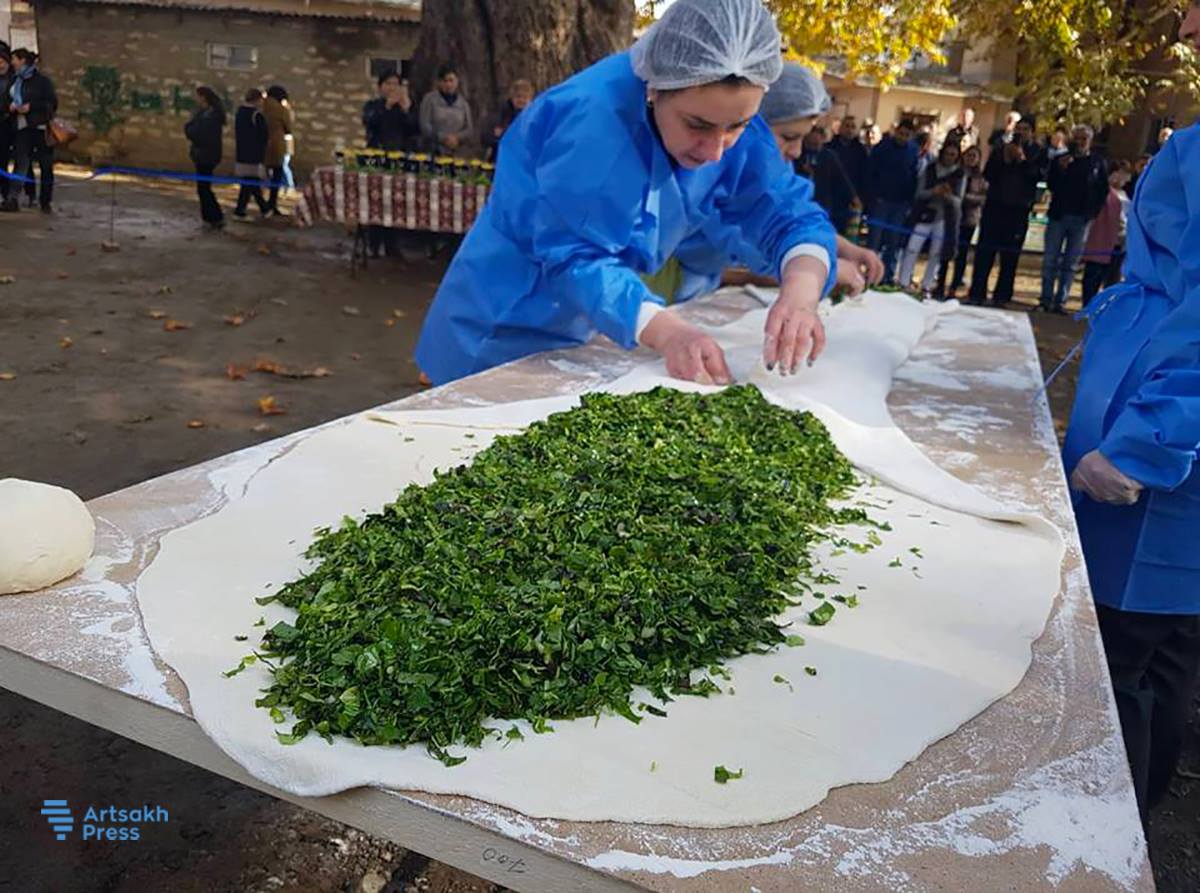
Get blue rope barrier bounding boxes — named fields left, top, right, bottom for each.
left=861, top=214, right=1123, bottom=259
left=0, top=164, right=280, bottom=188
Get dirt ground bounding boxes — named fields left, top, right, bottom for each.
left=1, top=172, right=1197, bottom=892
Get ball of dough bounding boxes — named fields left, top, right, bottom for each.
left=0, top=478, right=95, bottom=595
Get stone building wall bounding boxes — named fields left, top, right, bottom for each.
left=34, top=0, right=420, bottom=175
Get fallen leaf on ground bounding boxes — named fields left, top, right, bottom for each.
left=257, top=395, right=287, bottom=416
left=146, top=309, right=167, bottom=320
left=55, top=272, right=70, bottom=280
left=65, top=246, right=77, bottom=256
left=252, top=358, right=331, bottom=379
left=124, top=414, right=153, bottom=424
left=350, top=352, right=361, bottom=361
left=0, top=372, right=16, bottom=381
left=100, top=241, right=121, bottom=253
left=187, top=419, right=206, bottom=429
left=224, top=314, right=246, bottom=327
left=58, top=318, right=70, bottom=325
left=269, top=297, right=288, bottom=307
left=384, top=318, right=396, bottom=327
left=392, top=309, right=407, bottom=318
left=342, top=305, right=361, bottom=317
left=251, top=422, right=272, bottom=434
left=158, top=285, right=173, bottom=295
left=163, top=319, right=193, bottom=332
left=0, top=275, right=16, bottom=285
left=59, top=336, right=73, bottom=349
left=257, top=244, right=272, bottom=256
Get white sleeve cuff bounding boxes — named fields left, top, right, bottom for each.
left=779, top=243, right=831, bottom=281
left=634, top=301, right=665, bottom=343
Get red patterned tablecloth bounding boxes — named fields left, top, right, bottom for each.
left=296, top=167, right=491, bottom=234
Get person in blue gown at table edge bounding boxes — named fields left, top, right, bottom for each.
left=1062, top=0, right=1200, bottom=831
left=415, top=0, right=837, bottom=388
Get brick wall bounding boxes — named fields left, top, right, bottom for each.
left=34, top=0, right=419, bottom=175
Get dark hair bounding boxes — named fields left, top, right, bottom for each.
left=655, top=72, right=755, bottom=100
left=244, top=87, right=264, bottom=103
left=195, top=86, right=226, bottom=123
left=897, top=118, right=916, bottom=131
left=937, top=141, right=960, bottom=163
left=377, top=68, right=401, bottom=87
left=266, top=85, right=288, bottom=101
left=436, top=63, right=458, bottom=80
left=11, top=48, right=36, bottom=65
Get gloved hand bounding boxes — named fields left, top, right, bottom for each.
left=1070, top=450, right=1144, bottom=506
left=639, top=311, right=732, bottom=386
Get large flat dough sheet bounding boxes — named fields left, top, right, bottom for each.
left=136, top=292, right=1065, bottom=827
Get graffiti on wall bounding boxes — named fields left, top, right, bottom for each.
left=77, top=65, right=234, bottom=131
left=80, top=66, right=125, bottom=135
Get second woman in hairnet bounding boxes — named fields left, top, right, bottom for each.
left=674, top=62, right=884, bottom=303
left=415, top=0, right=837, bottom=387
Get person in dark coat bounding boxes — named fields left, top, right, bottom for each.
left=5, top=48, right=56, bottom=213
left=828, top=114, right=869, bottom=218
left=967, top=118, right=1043, bottom=306
left=481, top=78, right=534, bottom=163
left=361, top=70, right=419, bottom=258
left=866, top=118, right=918, bottom=284
left=362, top=69, right=419, bottom=151
left=796, top=126, right=859, bottom=235
left=1040, top=124, right=1109, bottom=312
left=0, top=49, right=15, bottom=209
left=233, top=88, right=270, bottom=218
left=184, top=86, right=226, bottom=230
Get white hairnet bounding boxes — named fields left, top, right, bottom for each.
left=630, top=0, right=784, bottom=91
left=758, top=62, right=830, bottom=124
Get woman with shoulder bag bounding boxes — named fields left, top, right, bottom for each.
left=5, top=48, right=57, bottom=213
left=897, top=141, right=965, bottom=299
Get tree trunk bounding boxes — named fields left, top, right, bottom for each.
left=410, top=0, right=635, bottom=140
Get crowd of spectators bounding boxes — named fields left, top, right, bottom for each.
left=808, top=104, right=1166, bottom=310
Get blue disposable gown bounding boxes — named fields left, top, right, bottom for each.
left=1062, top=124, right=1200, bottom=614
left=413, top=52, right=837, bottom=384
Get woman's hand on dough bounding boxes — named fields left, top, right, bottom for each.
left=838, top=240, right=884, bottom=286
left=834, top=258, right=867, bottom=297
left=765, top=257, right=827, bottom=374
left=854, top=246, right=885, bottom=285
left=639, top=311, right=732, bottom=386
left=1070, top=450, right=1143, bottom=505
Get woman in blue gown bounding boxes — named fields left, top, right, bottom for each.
left=414, top=0, right=837, bottom=386
left=1062, top=2, right=1200, bottom=827
left=672, top=61, right=884, bottom=303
